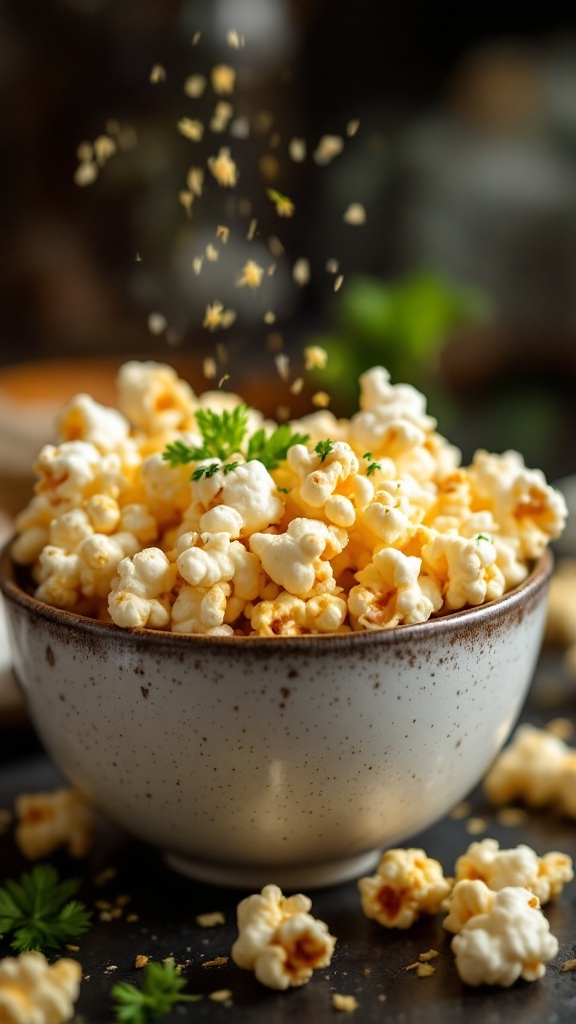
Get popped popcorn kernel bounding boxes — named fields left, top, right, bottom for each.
left=231, top=884, right=336, bottom=990
left=358, top=848, right=451, bottom=929
left=453, top=838, right=573, bottom=905
left=484, top=724, right=569, bottom=808
left=15, top=788, right=94, bottom=860
left=450, top=886, right=558, bottom=987
left=0, top=952, right=82, bottom=1024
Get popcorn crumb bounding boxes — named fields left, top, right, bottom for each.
left=178, top=118, right=204, bottom=142
left=201, top=957, right=228, bottom=968
left=334, top=274, right=344, bottom=292
left=293, top=258, right=311, bottom=286
left=196, top=911, right=225, bottom=928
left=275, top=354, right=290, bottom=382
left=343, top=203, right=366, bottom=225
left=313, top=135, right=344, bottom=165
left=216, top=225, right=230, bottom=244
left=346, top=119, right=360, bottom=136
left=304, top=346, right=328, bottom=371
left=208, top=147, right=237, bottom=187
left=332, top=993, right=359, bottom=1011
left=289, top=138, right=306, bottom=162
left=450, top=801, right=472, bottom=820
left=465, top=817, right=488, bottom=836
left=149, top=64, right=166, bottom=84
left=406, top=962, right=436, bottom=977
left=312, top=391, right=331, bottom=408
left=495, top=807, right=530, bottom=827
left=209, top=989, right=233, bottom=1002
left=147, top=312, right=167, bottom=336
left=211, top=64, right=236, bottom=95
left=134, top=955, right=149, bottom=969
left=184, top=74, right=206, bottom=98
left=419, top=949, right=439, bottom=962
left=562, top=958, right=576, bottom=971
left=236, top=260, right=264, bottom=289
left=227, top=29, right=245, bottom=49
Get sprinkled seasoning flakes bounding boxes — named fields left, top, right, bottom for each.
left=183, top=74, right=206, bottom=98
left=211, top=64, right=236, bottom=95
left=236, top=260, right=264, bottom=289
left=304, top=345, right=328, bottom=371
left=149, top=64, right=166, bottom=84
left=266, top=189, right=295, bottom=217
left=177, top=118, right=204, bottom=142
left=313, top=134, right=344, bottom=165
left=147, top=312, right=167, bottom=336
left=275, top=353, right=290, bottom=381
left=289, top=137, right=306, bottom=162
left=292, top=258, right=310, bottom=286
left=208, top=147, right=238, bottom=187
left=332, top=993, right=359, bottom=1011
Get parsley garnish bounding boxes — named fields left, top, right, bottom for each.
left=314, top=439, right=334, bottom=461
left=162, top=404, right=309, bottom=474
left=362, top=452, right=382, bottom=476
left=0, top=864, right=91, bottom=953
left=191, top=461, right=239, bottom=481
left=476, top=534, right=491, bottom=543
left=111, top=961, right=200, bottom=1024
left=247, top=424, right=309, bottom=470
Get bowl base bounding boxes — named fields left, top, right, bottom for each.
left=164, top=848, right=382, bottom=890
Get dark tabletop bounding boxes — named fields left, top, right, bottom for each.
left=1, top=650, right=576, bottom=1024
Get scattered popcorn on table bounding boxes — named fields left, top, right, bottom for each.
left=484, top=724, right=570, bottom=809
left=357, top=848, right=451, bottom=929
left=11, top=361, right=565, bottom=635
left=0, top=952, right=82, bottom=1024
left=450, top=886, right=558, bottom=987
left=15, top=788, right=94, bottom=860
left=231, top=883, right=335, bottom=990
left=453, top=838, right=573, bottom=905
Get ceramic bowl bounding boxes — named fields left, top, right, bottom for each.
left=0, top=544, right=552, bottom=889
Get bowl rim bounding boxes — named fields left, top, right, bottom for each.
left=0, top=538, right=553, bottom=651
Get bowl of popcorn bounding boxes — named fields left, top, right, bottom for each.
left=0, top=360, right=565, bottom=888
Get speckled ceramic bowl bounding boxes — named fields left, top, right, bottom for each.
left=0, top=545, right=552, bottom=889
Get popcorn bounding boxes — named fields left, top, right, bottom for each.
left=453, top=838, right=573, bottom=905
left=349, top=548, right=442, bottom=630
left=250, top=518, right=347, bottom=597
left=231, top=884, right=336, bottom=989
left=57, top=393, right=130, bottom=454
left=484, top=724, right=570, bottom=808
left=108, top=548, right=177, bottom=629
left=358, top=848, right=451, bottom=928
left=468, top=450, right=567, bottom=560
left=12, top=360, right=564, bottom=636
left=0, top=952, right=82, bottom=1024
left=421, top=532, right=505, bottom=611
left=117, top=360, right=197, bottom=433
left=443, top=879, right=496, bottom=935
left=450, top=886, right=558, bottom=987
left=15, top=788, right=94, bottom=860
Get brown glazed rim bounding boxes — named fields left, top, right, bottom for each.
left=0, top=539, right=553, bottom=651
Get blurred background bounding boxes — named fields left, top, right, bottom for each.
left=1, top=0, right=576, bottom=519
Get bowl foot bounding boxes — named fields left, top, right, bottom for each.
left=164, top=848, right=381, bottom=890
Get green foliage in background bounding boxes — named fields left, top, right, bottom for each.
left=307, top=270, right=492, bottom=410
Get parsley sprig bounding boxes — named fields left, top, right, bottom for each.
left=0, top=864, right=91, bottom=953
left=111, top=962, right=200, bottom=1024
left=314, top=439, right=334, bottom=461
left=162, top=404, right=309, bottom=474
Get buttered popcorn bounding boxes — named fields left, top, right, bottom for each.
left=15, top=788, right=94, bottom=860
left=358, top=848, right=452, bottom=928
left=0, top=952, right=82, bottom=1024
left=11, top=361, right=566, bottom=635
left=231, top=884, right=336, bottom=989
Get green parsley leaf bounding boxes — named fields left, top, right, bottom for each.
left=111, top=962, right=201, bottom=1024
left=246, top=425, right=310, bottom=471
left=476, top=534, right=491, bottom=543
left=0, top=864, right=91, bottom=953
left=162, top=405, right=249, bottom=467
left=314, top=439, right=334, bottom=462
left=191, top=461, right=239, bottom=481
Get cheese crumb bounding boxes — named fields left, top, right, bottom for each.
left=332, top=993, right=359, bottom=1011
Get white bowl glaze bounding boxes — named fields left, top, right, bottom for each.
left=0, top=545, right=552, bottom=889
